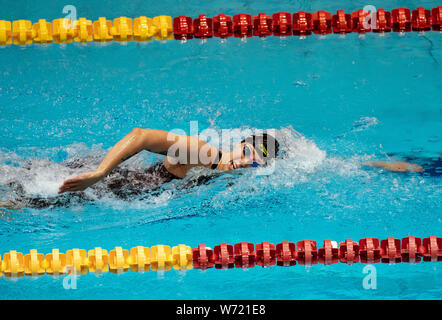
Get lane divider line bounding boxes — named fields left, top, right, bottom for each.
left=0, top=236, right=440, bottom=277
left=0, top=7, right=441, bottom=45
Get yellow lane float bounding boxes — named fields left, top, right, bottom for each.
left=44, top=249, right=67, bottom=274
left=12, top=20, right=32, bottom=45
left=134, top=16, right=155, bottom=41
left=66, top=249, right=88, bottom=275
left=128, top=246, right=150, bottom=272
left=24, top=249, right=45, bottom=275
left=93, top=17, right=113, bottom=41
left=2, top=250, right=25, bottom=277
left=73, top=17, right=93, bottom=42
left=32, top=19, right=52, bottom=43
left=52, top=19, right=75, bottom=43
left=88, top=247, right=109, bottom=273
left=111, top=17, right=133, bottom=41
left=172, top=244, right=193, bottom=270
left=150, top=245, right=173, bottom=271
left=0, top=20, right=12, bottom=45
left=152, top=16, right=173, bottom=40
left=109, top=246, right=129, bottom=273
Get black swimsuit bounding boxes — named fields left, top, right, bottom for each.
left=211, top=151, right=223, bottom=169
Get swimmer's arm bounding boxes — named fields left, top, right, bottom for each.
left=361, top=161, right=424, bottom=172
left=94, top=128, right=179, bottom=176
left=59, top=128, right=217, bottom=193
left=59, top=128, right=173, bottom=193
left=94, top=128, right=217, bottom=173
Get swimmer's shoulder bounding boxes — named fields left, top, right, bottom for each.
left=163, top=145, right=221, bottom=178
left=163, top=158, right=186, bottom=179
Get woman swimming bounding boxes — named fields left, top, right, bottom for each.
left=0, top=127, right=423, bottom=209
left=57, top=128, right=279, bottom=193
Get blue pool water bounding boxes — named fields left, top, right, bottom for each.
left=0, top=0, right=441, bottom=299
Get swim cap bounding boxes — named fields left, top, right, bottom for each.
left=241, top=133, right=279, bottom=164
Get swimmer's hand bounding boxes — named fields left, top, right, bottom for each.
left=362, top=161, right=424, bottom=173
left=58, top=170, right=104, bottom=193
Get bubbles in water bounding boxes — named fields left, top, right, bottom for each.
left=350, top=117, right=379, bottom=132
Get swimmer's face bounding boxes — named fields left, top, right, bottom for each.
left=219, top=142, right=265, bottom=171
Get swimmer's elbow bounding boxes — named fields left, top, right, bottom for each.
left=131, top=128, right=163, bottom=138
left=130, top=127, right=156, bottom=141
left=130, top=127, right=177, bottom=154
left=130, top=127, right=145, bottom=136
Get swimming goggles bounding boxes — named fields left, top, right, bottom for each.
left=243, top=143, right=260, bottom=168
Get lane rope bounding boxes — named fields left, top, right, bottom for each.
left=0, top=6, right=441, bottom=45
left=1, top=236, right=441, bottom=277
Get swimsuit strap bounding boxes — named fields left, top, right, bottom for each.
left=211, top=150, right=223, bottom=170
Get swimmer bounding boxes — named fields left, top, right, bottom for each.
left=0, top=129, right=279, bottom=209
left=58, top=128, right=279, bottom=193
left=1, top=128, right=424, bottom=209
left=58, top=128, right=424, bottom=193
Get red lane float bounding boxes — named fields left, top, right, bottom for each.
left=169, top=6, right=440, bottom=41
left=173, top=16, right=193, bottom=40
left=214, top=243, right=234, bottom=269
left=318, top=240, right=339, bottom=265
left=332, top=10, right=352, bottom=34
left=190, top=236, right=440, bottom=270
left=213, top=14, right=233, bottom=38
left=433, top=6, right=442, bottom=30
left=352, top=9, right=371, bottom=33
left=312, top=10, right=332, bottom=35
left=419, top=236, right=442, bottom=262
left=297, top=240, right=318, bottom=265
left=412, top=7, right=432, bottom=31
left=192, top=244, right=214, bottom=269
left=359, top=237, right=381, bottom=263
left=339, top=239, right=359, bottom=264
left=373, top=8, right=392, bottom=32
left=292, top=11, right=313, bottom=36
left=234, top=242, right=255, bottom=268
left=256, top=241, right=276, bottom=267
left=233, top=14, right=252, bottom=38
left=190, top=236, right=442, bottom=268
left=380, top=237, right=401, bottom=263
left=392, top=8, right=411, bottom=32
left=401, top=236, right=421, bottom=263
left=253, top=13, right=272, bottom=37
left=193, top=14, right=213, bottom=38
left=272, top=12, right=292, bottom=36
left=276, top=240, right=297, bottom=266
